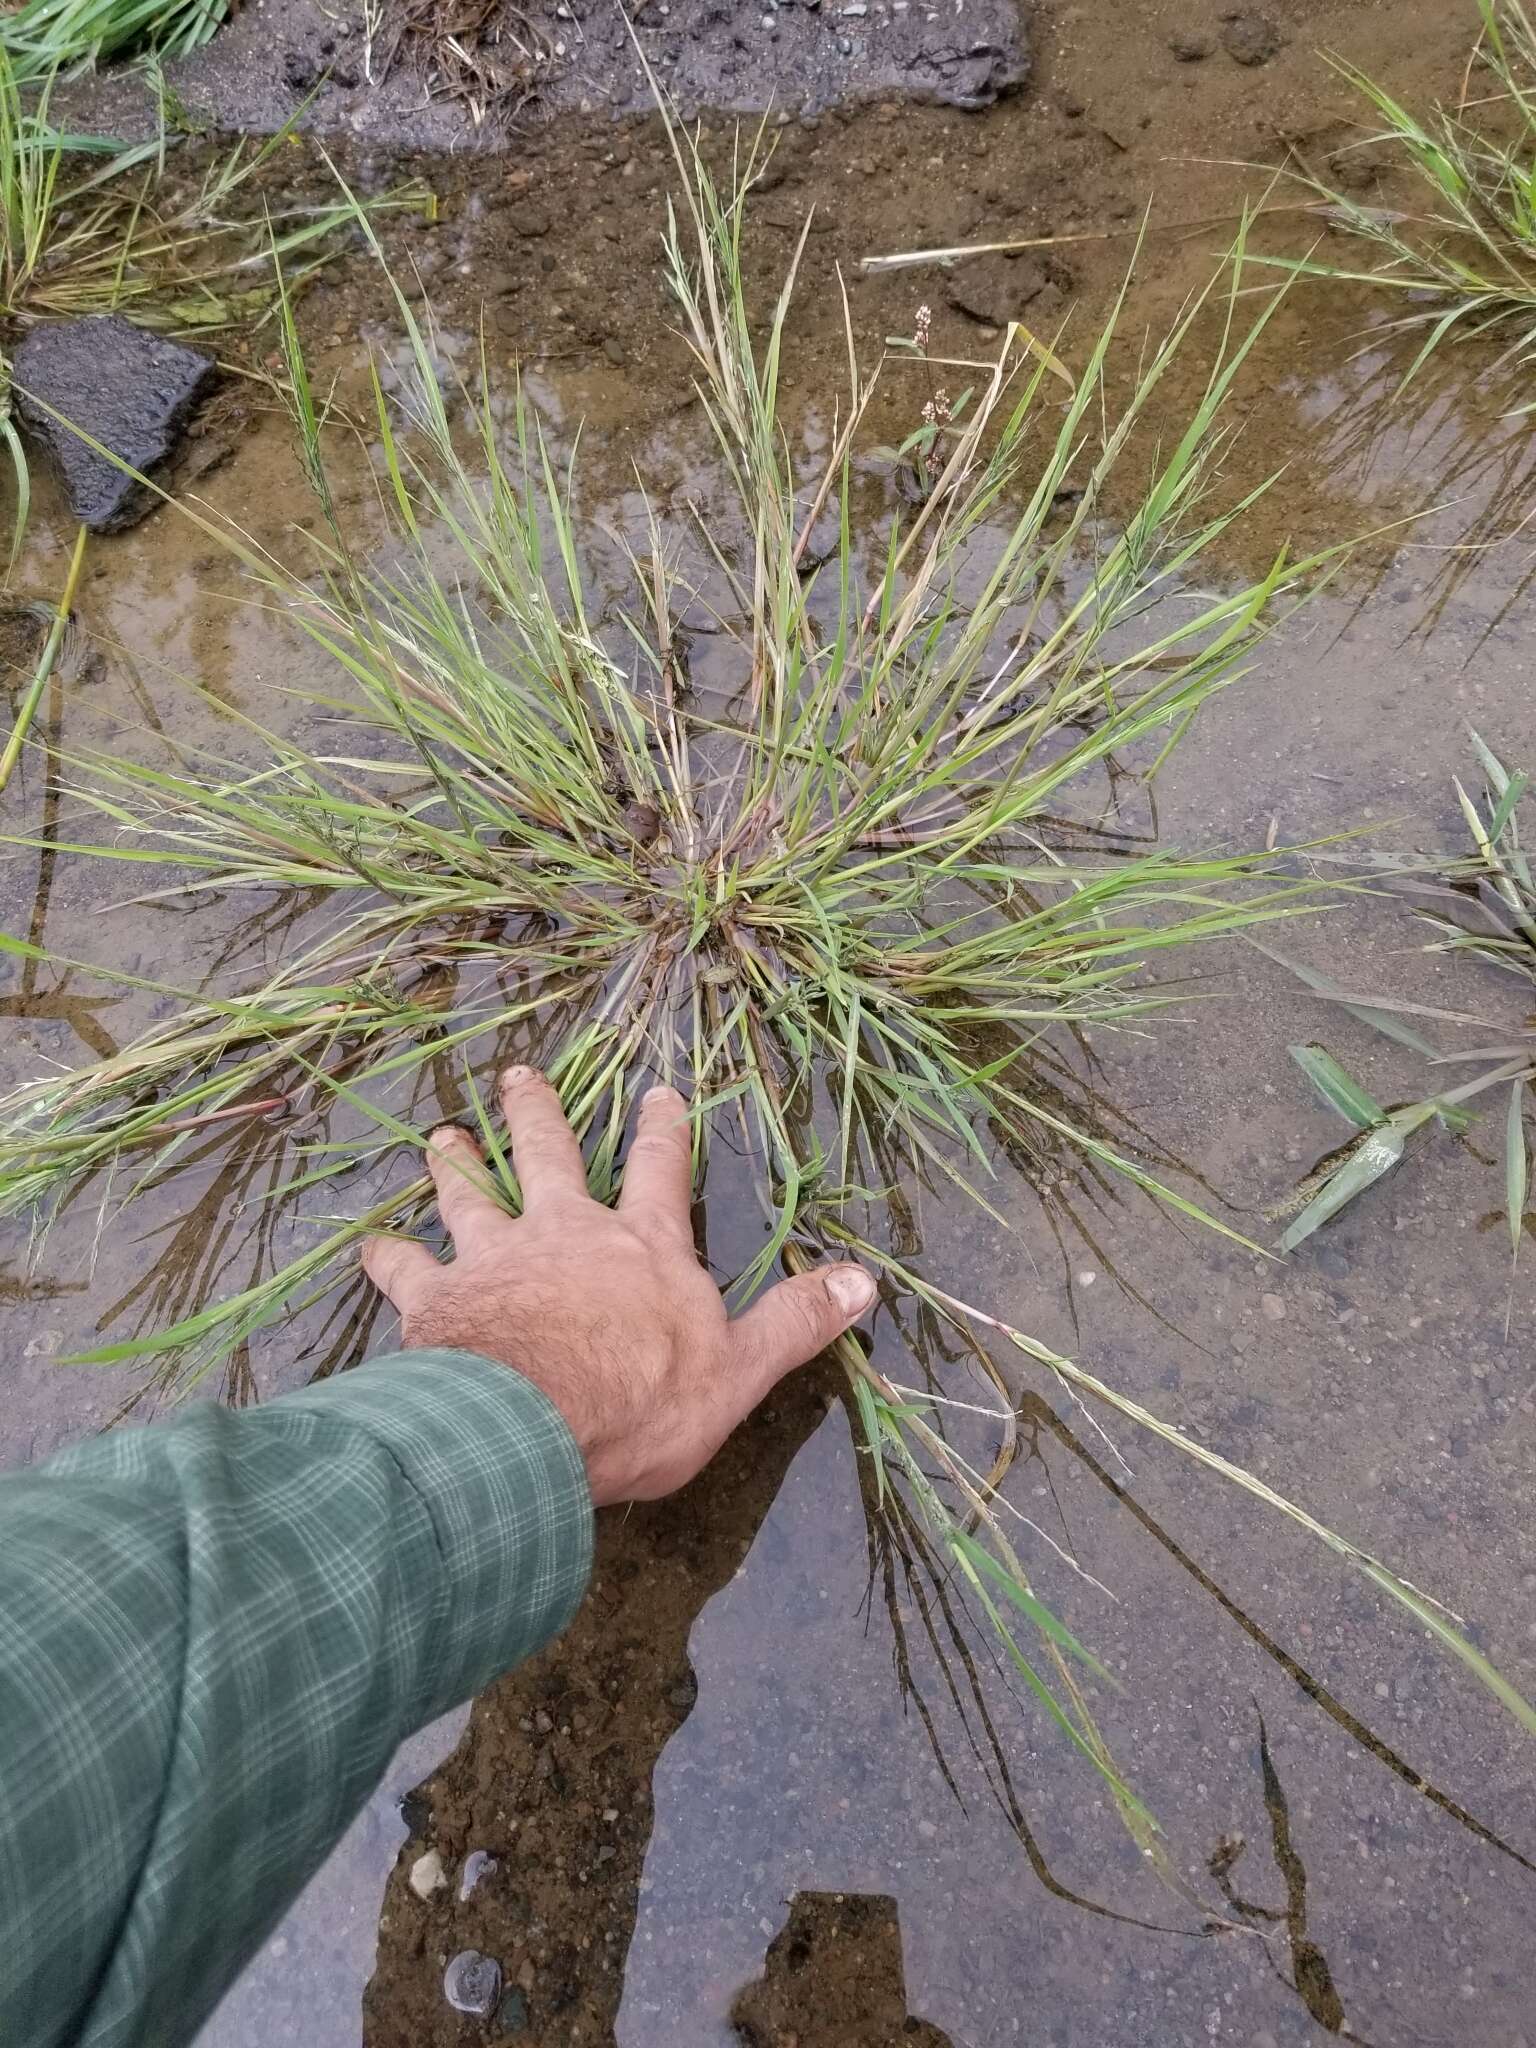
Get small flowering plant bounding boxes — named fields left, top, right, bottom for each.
left=886, top=301, right=975, bottom=496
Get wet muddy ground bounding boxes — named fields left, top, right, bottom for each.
left=4, top=1, right=1536, bottom=2043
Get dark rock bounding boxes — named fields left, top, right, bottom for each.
left=49, top=0, right=1030, bottom=140
left=943, top=255, right=1046, bottom=328
left=1330, top=148, right=1380, bottom=192
left=1221, top=13, right=1283, bottom=65
left=1170, top=31, right=1212, bottom=60
left=495, top=1987, right=530, bottom=2035
left=919, top=40, right=1019, bottom=110
left=13, top=316, right=216, bottom=533
left=396, top=1786, right=431, bottom=1835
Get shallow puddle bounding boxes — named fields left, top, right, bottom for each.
left=3, top=27, right=1535, bottom=2048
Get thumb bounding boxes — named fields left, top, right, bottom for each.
left=729, top=1263, right=877, bottom=1399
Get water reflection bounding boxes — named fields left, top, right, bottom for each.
left=1210, top=1715, right=1362, bottom=2043
left=730, top=1893, right=954, bottom=2047
left=361, top=1371, right=832, bottom=2043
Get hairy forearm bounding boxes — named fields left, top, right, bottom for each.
left=0, top=1349, right=592, bottom=2048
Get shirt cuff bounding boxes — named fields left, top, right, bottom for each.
left=278, top=1348, right=594, bottom=1722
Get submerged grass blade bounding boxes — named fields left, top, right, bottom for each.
left=1507, top=1077, right=1527, bottom=1259
left=873, top=1254, right=1536, bottom=1741
left=0, top=522, right=86, bottom=791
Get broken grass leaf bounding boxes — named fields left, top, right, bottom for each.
left=1279, top=1115, right=1416, bottom=1253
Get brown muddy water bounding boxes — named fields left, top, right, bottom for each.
left=4, top=4, right=1536, bottom=2043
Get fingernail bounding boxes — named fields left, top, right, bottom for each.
left=428, top=1124, right=465, bottom=1152
left=643, top=1083, right=676, bottom=1106
left=503, top=1064, right=537, bottom=1087
left=826, top=1266, right=876, bottom=1318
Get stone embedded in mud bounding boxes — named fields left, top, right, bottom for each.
left=501, top=1990, right=536, bottom=2039
left=495, top=1987, right=530, bottom=2035
left=919, top=39, right=1020, bottom=111
left=943, top=255, right=1046, bottom=330
left=1220, top=11, right=1283, bottom=65
left=443, top=1949, right=503, bottom=2017
left=12, top=315, right=216, bottom=534
left=459, top=1847, right=499, bottom=1900
left=1169, top=30, right=1213, bottom=60
left=408, top=1848, right=447, bottom=1899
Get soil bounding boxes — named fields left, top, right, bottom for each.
left=1, top=3, right=1533, bottom=2047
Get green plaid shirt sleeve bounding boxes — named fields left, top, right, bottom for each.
left=0, top=1347, right=593, bottom=2048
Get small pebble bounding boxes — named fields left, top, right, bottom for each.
left=1259, top=1292, right=1285, bottom=1321
left=409, top=1850, right=447, bottom=1900
left=444, top=1950, right=503, bottom=2018
left=1221, top=11, right=1282, bottom=65
left=460, top=1849, right=498, bottom=1901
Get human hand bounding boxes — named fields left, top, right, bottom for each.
left=361, top=1066, right=877, bottom=1506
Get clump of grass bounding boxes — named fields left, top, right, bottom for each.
left=1269, top=0, right=1536, bottom=389
left=1, top=0, right=227, bottom=85
left=4, top=136, right=1531, bottom=1870
left=1271, top=729, right=1536, bottom=1261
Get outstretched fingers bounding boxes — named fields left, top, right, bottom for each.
left=361, top=1231, right=439, bottom=1315
left=617, top=1084, right=695, bottom=1244
left=499, top=1065, right=589, bottom=1209
left=424, top=1124, right=507, bottom=1254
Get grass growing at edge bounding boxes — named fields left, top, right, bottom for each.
left=1264, top=0, right=1536, bottom=392
left=4, top=136, right=1532, bottom=1880
left=0, top=0, right=227, bottom=85
left=0, top=47, right=434, bottom=556
left=1271, top=730, right=1536, bottom=1287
